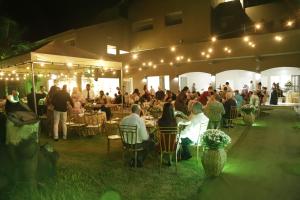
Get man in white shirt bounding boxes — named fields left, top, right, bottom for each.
left=120, top=104, right=153, bottom=167
left=82, top=84, right=95, bottom=101
left=178, top=102, right=209, bottom=159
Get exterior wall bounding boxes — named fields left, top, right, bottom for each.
left=37, top=1, right=300, bottom=93
left=128, top=0, right=211, bottom=51
left=124, top=29, right=300, bottom=92
left=245, top=2, right=290, bottom=23
left=75, top=19, right=131, bottom=55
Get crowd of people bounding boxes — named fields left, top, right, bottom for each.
left=2, top=79, right=283, bottom=167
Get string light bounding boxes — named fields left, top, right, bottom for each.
left=148, top=61, right=152, bottom=66
left=142, top=62, right=146, bottom=66
left=286, top=20, right=294, bottom=27
left=187, top=58, right=191, bottom=62
left=243, top=36, right=249, bottom=42
left=208, top=48, right=213, bottom=53
left=67, top=62, right=73, bottom=67
left=274, top=35, right=283, bottom=42
left=138, top=67, right=142, bottom=71
left=206, top=54, right=210, bottom=58
left=254, top=23, right=262, bottom=30
left=211, top=36, right=217, bottom=42
left=201, top=52, right=206, bottom=56
left=169, top=62, right=174, bottom=66
left=113, top=71, right=116, bottom=75
left=170, top=46, right=176, bottom=52
left=132, top=54, right=138, bottom=59
left=153, top=65, right=157, bottom=69
left=160, top=59, right=164, bottom=63
left=40, top=63, right=45, bottom=67
left=125, top=65, right=129, bottom=69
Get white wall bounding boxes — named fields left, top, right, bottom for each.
left=261, top=67, right=300, bottom=90
left=179, top=72, right=212, bottom=92
left=216, top=70, right=259, bottom=91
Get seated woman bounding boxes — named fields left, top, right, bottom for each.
left=222, top=92, right=237, bottom=127
left=179, top=102, right=209, bottom=160
left=157, top=103, right=178, bottom=165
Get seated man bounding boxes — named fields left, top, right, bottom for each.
left=179, top=102, right=209, bottom=159
left=120, top=104, right=154, bottom=167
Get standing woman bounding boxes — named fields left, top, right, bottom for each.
left=45, top=85, right=60, bottom=137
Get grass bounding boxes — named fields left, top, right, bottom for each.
left=4, top=120, right=246, bottom=200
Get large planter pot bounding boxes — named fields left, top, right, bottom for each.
left=201, top=148, right=227, bottom=177
left=243, top=113, right=255, bottom=126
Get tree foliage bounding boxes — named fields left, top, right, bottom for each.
left=0, top=17, right=33, bottom=60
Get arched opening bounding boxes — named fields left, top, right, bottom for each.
left=179, top=72, right=212, bottom=92
left=261, top=67, right=300, bottom=92
left=216, top=70, right=260, bottom=91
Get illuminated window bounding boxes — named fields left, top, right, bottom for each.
left=147, top=76, right=160, bottom=91
left=165, top=11, right=183, bottom=26
left=132, top=19, right=154, bottom=32
left=107, top=45, right=117, bottom=55
left=164, top=75, right=170, bottom=90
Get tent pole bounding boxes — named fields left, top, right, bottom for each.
left=120, top=66, right=124, bottom=115
left=30, top=62, right=38, bottom=114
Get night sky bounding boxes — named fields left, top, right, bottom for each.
left=0, top=0, right=122, bottom=42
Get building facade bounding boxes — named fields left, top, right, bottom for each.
left=43, top=0, right=300, bottom=92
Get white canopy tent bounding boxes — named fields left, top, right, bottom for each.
left=0, top=41, right=123, bottom=113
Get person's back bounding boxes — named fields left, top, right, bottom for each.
left=205, top=100, right=225, bottom=122
left=120, top=113, right=148, bottom=144
left=52, top=90, right=73, bottom=112
left=235, top=93, right=244, bottom=108
left=223, top=98, right=237, bottom=119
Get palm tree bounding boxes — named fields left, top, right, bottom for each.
left=0, top=17, right=32, bottom=60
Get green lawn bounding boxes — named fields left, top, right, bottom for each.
left=6, top=118, right=246, bottom=200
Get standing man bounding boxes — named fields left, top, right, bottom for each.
left=82, top=84, right=95, bottom=102
left=52, top=85, right=74, bottom=141
left=155, top=86, right=165, bottom=101
left=191, top=83, right=196, bottom=93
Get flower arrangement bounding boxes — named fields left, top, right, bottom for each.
left=147, top=104, right=162, bottom=118
left=240, top=104, right=256, bottom=115
left=201, top=129, right=231, bottom=150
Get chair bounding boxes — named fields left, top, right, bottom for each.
left=158, top=127, right=180, bottom=172
left=105, top=118, right=122, bottom=153
left=119, top=124, right=143, bottom=168
left=83, top=112, right=101, bottom=136
left=227, top=106, right=238, bottom=131
left=196, top=121, right=209, bottom=161
left=66, top=113, right=86, bottom=136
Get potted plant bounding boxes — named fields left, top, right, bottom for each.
left=201, top=129, right=231, bottom=177
left=240, top=104, right=256, bottom=125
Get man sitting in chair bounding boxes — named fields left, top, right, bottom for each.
left=120, top=104, right=153, bottom=167
left=179, top=102, right=209, bottom=160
